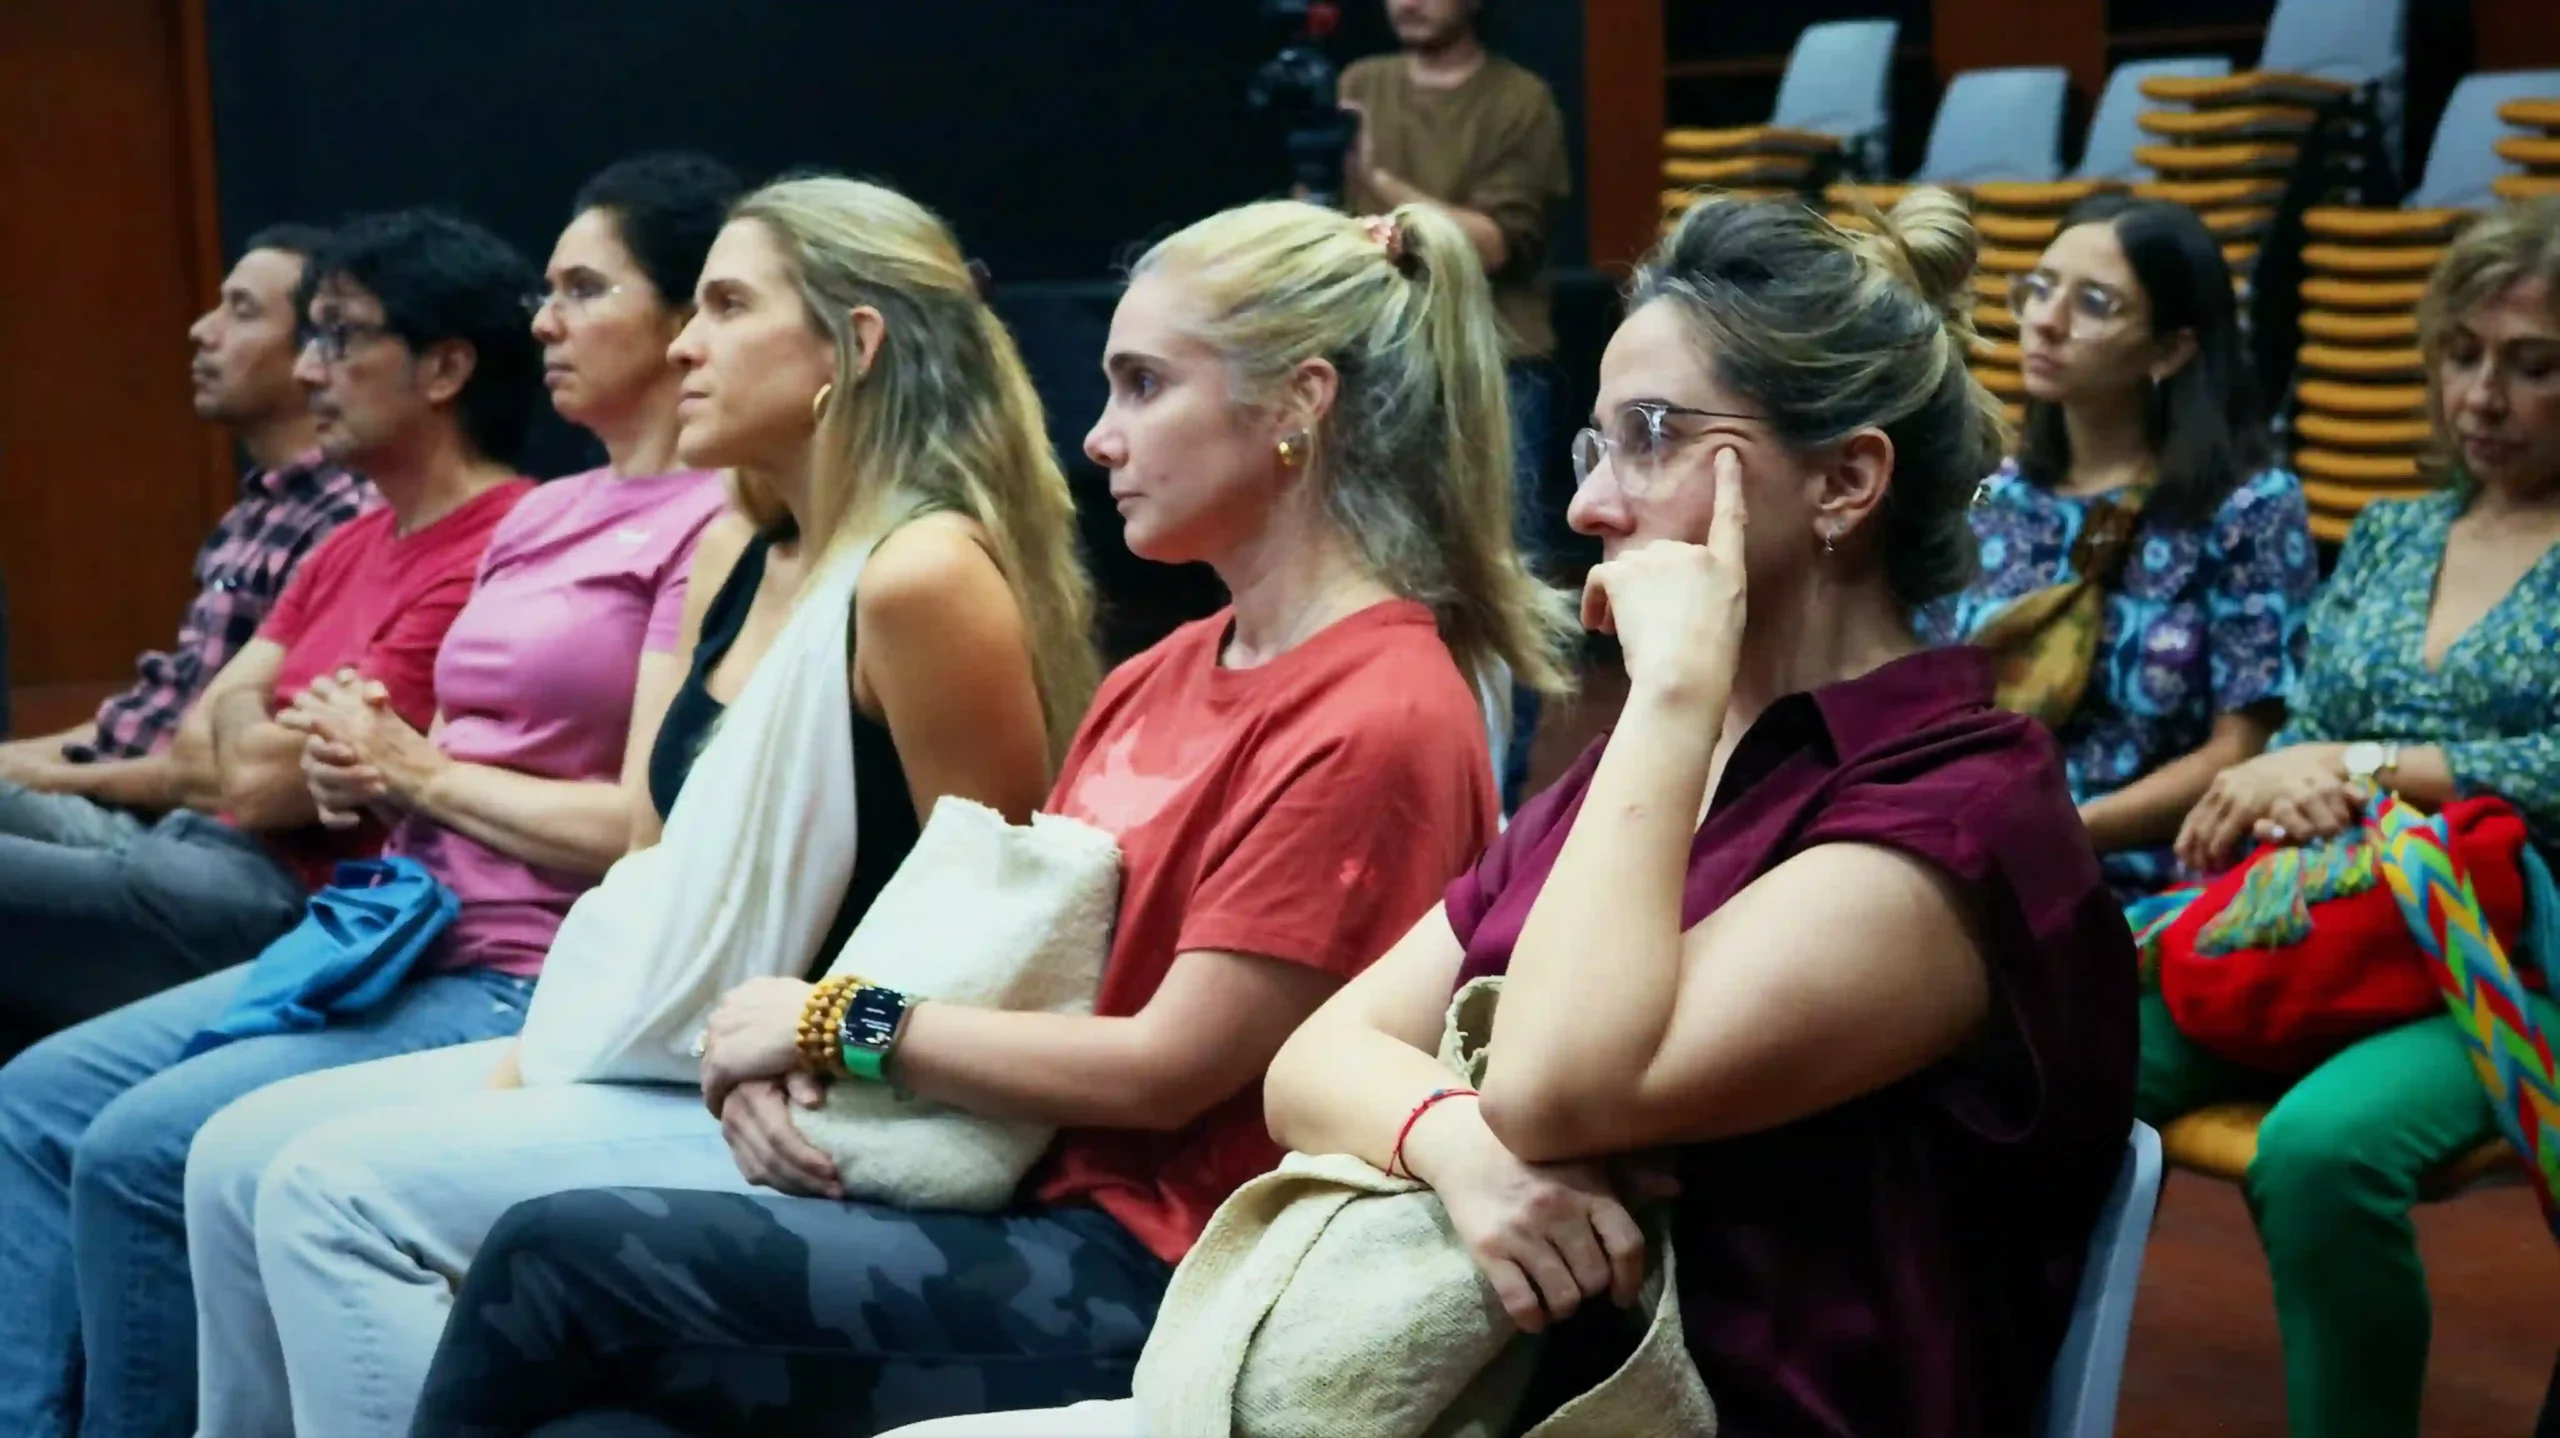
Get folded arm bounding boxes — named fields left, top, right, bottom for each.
left=893, top=948, right=1346, bottom=1131
left=368, top=651, right=686, bottom=874
left=1265, top=903, right=1475, bottom=1167
left=200, top=642, right=315, bottom=831
left=23, top=751, right=186, bottom=812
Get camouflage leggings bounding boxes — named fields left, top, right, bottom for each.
left=410, top=1188, right=1170, bottom=1438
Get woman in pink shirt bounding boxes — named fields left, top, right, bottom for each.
left=0, top=153, right=743, bottom=1438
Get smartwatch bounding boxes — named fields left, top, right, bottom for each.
left=837, top=983, right=911, bottom=1084
left=2342, top=740, right=2401, bottom=790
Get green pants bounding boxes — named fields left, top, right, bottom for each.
left=2138, top=988, right=2560, bottom=1438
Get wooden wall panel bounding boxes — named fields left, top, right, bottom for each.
left=1583, top=0, right=1666, bottom=274
left=1937, top=0, right=2106, bottom=108
left=2474, top=0, right=2560, bottom=71
left=0, top=0, right=228, bottom=692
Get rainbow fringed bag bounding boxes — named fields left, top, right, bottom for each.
left=2367, top=794, right=2560, bottom=1238
left=2135, top=793, right=2560, bottom=1239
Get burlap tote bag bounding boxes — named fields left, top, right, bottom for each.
left=1133, top=976, right=1717, bottom=1438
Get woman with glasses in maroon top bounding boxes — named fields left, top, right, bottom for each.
left=1255, top=190, right=2142, bottom=1438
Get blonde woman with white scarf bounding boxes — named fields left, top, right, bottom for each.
left=179, top=175, right=1099, bottom=1438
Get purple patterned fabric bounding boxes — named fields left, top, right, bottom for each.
left=1923, top=461, right=2320, bottom=896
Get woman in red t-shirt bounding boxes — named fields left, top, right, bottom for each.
left=934, top=191, right=2138, bottom=1438
left=405, top=198, right=1578, bottom=1436
left=1247, top=192, right=2137, bottom=1438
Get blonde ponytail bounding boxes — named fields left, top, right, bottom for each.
left=1136, top=199, right=1578, bottom=699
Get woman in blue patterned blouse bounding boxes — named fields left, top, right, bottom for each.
left=1929, top=196, right=2320, bottom=899
left=2156, top=199, right=2560, bottom=1438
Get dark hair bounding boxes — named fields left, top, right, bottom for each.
left=571, top=151, right=744, bottom=306
left=1632, top=190, right=2007, bottom=610
left=303, top=209, right=542, bottom=466
left=241, top=223, right=332, bottom=264
left=2015, top=194, right=2269, bottom=528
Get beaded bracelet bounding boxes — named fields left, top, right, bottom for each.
left=795, top=976, right=863, bottom=1078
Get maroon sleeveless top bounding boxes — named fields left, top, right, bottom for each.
left=1445, top=648, right=2138, bottom=1438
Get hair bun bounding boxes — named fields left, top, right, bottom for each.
left=1863, top=187, right=1980, bottom=326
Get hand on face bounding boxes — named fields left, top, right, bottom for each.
left=1580, top=446, right=1748, bottom=700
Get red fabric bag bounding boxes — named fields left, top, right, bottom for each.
left=2157, top=796, right=2533, bottom=1074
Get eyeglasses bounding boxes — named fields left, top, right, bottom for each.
left=2007, top=272, right=2134, bottom=338
left=295, top=319, right=395, bottom=363
left=1570, top=401, right=1759, bottom=499
left=523, top=276, right=624, bottom=318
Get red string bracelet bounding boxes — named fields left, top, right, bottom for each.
left=1387, top=1087, right=1479, bottom=1180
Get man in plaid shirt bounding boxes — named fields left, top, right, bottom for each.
left=0, top=225, right=371, bottom=846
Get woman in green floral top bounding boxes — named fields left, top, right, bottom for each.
left=2146, top=199, right=2560, bottom=1438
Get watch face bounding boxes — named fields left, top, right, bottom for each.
left=839, top=985, right=906, bottom=1054
left=2343, top=741, right=2382, bottom=776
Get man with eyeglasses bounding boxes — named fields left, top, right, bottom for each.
left=0, top=226, right=372, bottom=847
left=0, top=209, right=536, bottom=1049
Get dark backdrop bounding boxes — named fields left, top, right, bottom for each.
left=205, top=0, right=1596, bottom=655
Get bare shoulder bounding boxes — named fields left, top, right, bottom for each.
left=856, top=511, right=1012, bottom=625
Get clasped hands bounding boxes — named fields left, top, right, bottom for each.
left=2174, top=743, right=2364, bottom=876
left=697, top=976, right=848, bottom=1201
left=274, top=669, right=440, bottom=829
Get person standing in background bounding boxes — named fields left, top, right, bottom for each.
left=0, top=227, right=371, bottom=844
left=1341, top=0, right=1570, bottom=811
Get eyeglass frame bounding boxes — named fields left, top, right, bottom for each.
left=2006, top=270, right=2141, bottom=339
left=295, top=318, right=398, bottom=364
left=1570, top=400, right=1762, bottom=499
left=523, top=276, right=626, bottom=319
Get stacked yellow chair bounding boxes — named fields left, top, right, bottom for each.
left=2287, top=73, right=2560, bottom=542
left=2496, top=98, right=2560, bottom=203
left=1820, top=68, right=2081, bottom=431
left=1660, top=19, right=1900, bottom=236
left=2129, top=71, right=2366, bottom=303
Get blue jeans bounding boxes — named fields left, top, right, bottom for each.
left=0, top=960, right=535, bottom=1438
left=0, top=783, right=146, bottom=851
left=0, top=811, right=307, bottom=1052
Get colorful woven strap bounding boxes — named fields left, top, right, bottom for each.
left=2366, top=794, right=2560, bottom=1239
left=2126, top=884, right=2205, bottom=989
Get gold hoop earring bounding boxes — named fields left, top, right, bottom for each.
left=1276, top=432, right=1307, bottom=468
left=810, top=383, right=834, bottom=425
